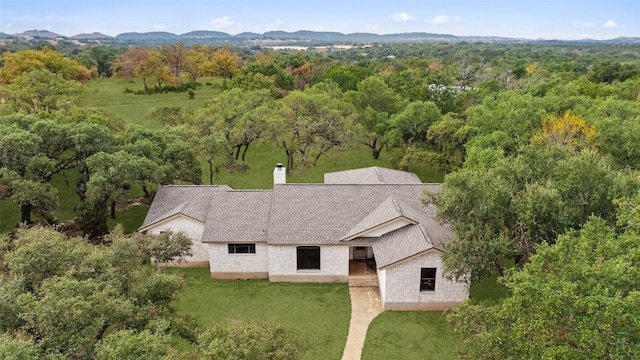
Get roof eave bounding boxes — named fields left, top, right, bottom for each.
left=341, top=216, right=417, bottom=241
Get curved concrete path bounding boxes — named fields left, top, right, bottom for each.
left=341, top=287, right=383, bottom=360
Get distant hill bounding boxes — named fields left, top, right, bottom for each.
left=180, top=30, right=231, bottom=39
left=234, top=32, right=262, bottom=39
left=71, top=32, right=112, bottom=40
left=7, top=29, right=640, bottom=45
left=115, top=31, right=180, bottom=40
left=15, top=30, right=65, bottom=39
left=0, top=32, right=12, bottom=39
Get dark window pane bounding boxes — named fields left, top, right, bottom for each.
left=420, top=267, right=437, bottom=291
left=228, top=243, right=256, bottom=254
left=421, top=268, right=436, bottom=278
left=297, top=246, right=321, bottom=270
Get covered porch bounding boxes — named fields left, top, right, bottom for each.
left=348, top=246, right=378, bottom=287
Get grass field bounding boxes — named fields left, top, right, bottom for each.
left=167, top=268, right=508, bottom=360
left=165, top=268, right=351, bottom=360
left=79, top=77, right=224, bottom=130
left=362, top=311, right=458, bottom=360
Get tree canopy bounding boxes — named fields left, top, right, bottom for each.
left=447, top=192, right=640, bottom=359
left=429, top=143, right=639, bottom=282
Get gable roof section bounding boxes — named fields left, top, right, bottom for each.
left=371, top=224, right=436, bottom=268
left=267, top=184, right=451, bottom=245
left=341, top=196, right=421, bottom=240
left=202, top=190, right=272, bottom=243
left=324, top=166, right=422, bottom=184
left=139, top=185, right=230, bottom=231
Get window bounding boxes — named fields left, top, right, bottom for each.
left=420, top=268, right=437, bottom=291
left=297, top=246, right=320, bottom=270
left=228, top=243, right=256, bottom=254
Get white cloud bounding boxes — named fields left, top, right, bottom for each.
left=366, top=24, right=381, bottom=31
left=392, top=12, right=414, bottom=22
left=603, top=20, right=619, bottom=28
left=573, top=21, right=595, bottom=29
left=454, top=16, right=463, bottom=23
left=153, top=24, right=167, bottom=30
left=211, top=16, right=235, bottom=29
left=426, top=15, right=450, bottom=25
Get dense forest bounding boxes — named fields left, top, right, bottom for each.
left=1, top=39, right=639, bottom=358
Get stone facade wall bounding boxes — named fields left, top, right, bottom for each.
left=147, top=216, right=208, bottom=266
left=208, top=242, right=269, bottom=279
left=267, top=245, right=349, bottom=282
left=378, top=268, right=387, bottom=304
left=381, top=251, right=469, bottom=310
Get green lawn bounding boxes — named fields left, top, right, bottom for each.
left=165, top=268, right=351, bottom=360
left=362, top=311, right=458, bottom=360
left=166, top=267, right=508, bottom=360
left=80, top=77, right=224, bottom=130
left=362, top=276, right=509, bottom=360
left=210, top=142, right=443, bottom=189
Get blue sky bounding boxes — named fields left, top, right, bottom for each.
left=0, top=0, right=638, bottom=40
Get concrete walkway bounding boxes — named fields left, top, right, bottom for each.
left=341, top=286, right=383, bottom=360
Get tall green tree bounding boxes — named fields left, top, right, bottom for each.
left=392, top=100, right=441, bottom=146
left=0, top=115, right=117, bottom=226
left=77, top=151, right=162, bottom=237
left=447, top=199, right=640, bottom=359
left=0, top=226, right=188, bottom=359
left=347, top=76, right=405, bottom=159
left=0, top=47, right=93, bottom=84
left=0, top=69, right=82, bottom=115
left=429, top=144, right=639, bottom=282
left=271, top=82, right=357, bottom=171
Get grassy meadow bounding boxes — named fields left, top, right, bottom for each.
left=79, top=77, right=224, bottom=130
left=166, top=268, right=351, bottom=360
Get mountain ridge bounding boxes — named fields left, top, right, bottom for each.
left=8, top=29, right=640, bottom=44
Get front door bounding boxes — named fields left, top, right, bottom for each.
left=353, top=246, right=367, bottom=260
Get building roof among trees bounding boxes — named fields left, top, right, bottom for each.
left=141, top=167, right=453, bottom=267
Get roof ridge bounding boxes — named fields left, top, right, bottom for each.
left=390, top=196, right=402, bottom=215
left=417, top=223, right=433, bottom=246
left=374, top=167, right=384, bottom=183
left=275, top=183, right=433, bottom=187
left=228, top=189, right=273, bottom=193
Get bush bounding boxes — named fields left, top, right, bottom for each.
left=197, top=320, right=305, bottom=360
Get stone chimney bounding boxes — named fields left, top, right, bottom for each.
left=273, top=163, right=286, bottom=184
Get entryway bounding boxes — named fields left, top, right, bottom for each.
left=349, top=246, right=378, bottom=288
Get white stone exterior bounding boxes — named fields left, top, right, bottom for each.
left=378, top=267, right=387, bottom=304
left=267, top=245, right=349, bottom=282
left=146, top=215, right=208, bottom=265
left=273, top=165, right=286, bottom=184
left=208, top=242, right=269, bottom=277
left=380, top=250, right=469, bottom=310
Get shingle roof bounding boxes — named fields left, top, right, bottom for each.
left=141, top=168, right=455, bottom=270
left=371, top=224, right=434, bottom=268
left=324, top=166, right=422, bottom=184
left=341, top=196, right=419, bottom=240
left=267, top=184, right=451, bottom=245
left=139, top=185, right=231, bottom=230
left=202, top=190, right=272, bottom=242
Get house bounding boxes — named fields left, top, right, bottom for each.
left=139, top=165, right=469, bottom=310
